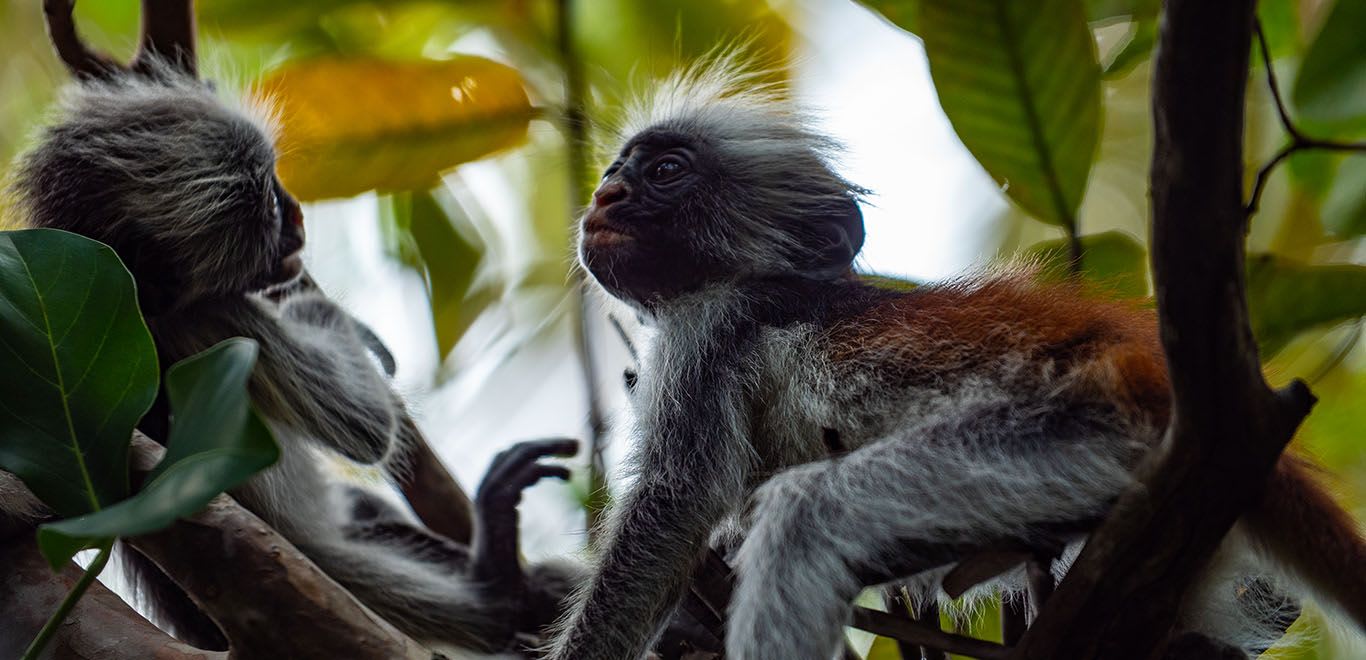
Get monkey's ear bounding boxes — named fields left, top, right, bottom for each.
left=806, top=197, right=865, bottom=280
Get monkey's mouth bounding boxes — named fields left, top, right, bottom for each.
left=274, top=251, right=304, bottom=283
left=581, top=214, right=634, bottom=249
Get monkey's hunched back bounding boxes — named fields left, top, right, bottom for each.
left=546, top=57, right=1366, bottom=660
left=8, top=64, right=581, bottom=655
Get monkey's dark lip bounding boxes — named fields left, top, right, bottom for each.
left=275, top=252, right=304, bottom=282
left=582, top=214, right=634, bottom=247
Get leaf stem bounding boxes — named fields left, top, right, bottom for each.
left=21, top=540, right=113, bottom=660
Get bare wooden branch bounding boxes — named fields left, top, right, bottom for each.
left=1013, top=1, right=1316, bottom=658
left=126, top=495, right=435, bottom=660
left=42, top=0, right=124, bottom=78
left=1244, top=20, right=1366, bottom=217
left=397, top=418, right=475, bottom=544
left=0, top=530, right=224, bottom=660
left=851, top=608, right=1011, bottom=660
left=131, top=0, right=198, bottom=76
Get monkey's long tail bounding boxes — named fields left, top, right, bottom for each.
left=1244, top=454, right=1366, bottom=633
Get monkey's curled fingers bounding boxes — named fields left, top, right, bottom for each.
left=471, top=439, right=578, bottom=589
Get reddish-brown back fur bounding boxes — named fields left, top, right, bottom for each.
left=833, top=274, right=1170, bottom=428
left=1249, top=455, right=1366, bottom=629
left=831, top=272, right=1366, bottom=631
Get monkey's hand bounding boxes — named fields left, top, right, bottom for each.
left=470, top=439, right=578, bottom=593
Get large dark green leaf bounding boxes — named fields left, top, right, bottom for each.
left=1293, top=0, right=1366, bottom=133
left=919, top=0, right=1103, bottom=228
left=1247, top=254, right=1366, bottom=357
left=37, top=339, right=278, bottom=567
left=1027, top=230, right=1148, bottom=298
left=0, top=229, right=157, bottom=517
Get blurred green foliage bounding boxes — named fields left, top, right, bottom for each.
left=2, top=0, right=1366, bottom=657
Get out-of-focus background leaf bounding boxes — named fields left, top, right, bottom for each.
left=1292, top=0, right=1366, bottom=135
left=263, top=56, right=533, bottom=201
left=1027, top=230, right=1147, bottom=298
left=1247, top=255, right=1366, bottom=358
left=3, top=0, right=1366, bottom=656
left=37, top=338, right=279, bottom=567
left=918, top=0, right=1102, bottom=229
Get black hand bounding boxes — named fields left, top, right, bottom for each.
left=471, top=439, right=578, bottom=589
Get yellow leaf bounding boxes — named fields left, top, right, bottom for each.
left=260, top=56, right=532, bottom=202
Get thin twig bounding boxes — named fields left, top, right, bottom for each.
left=1245, top=21, right=1366, bottom=218
left=555, top=0, right=610, bottom=538
left=42, top=0, right=123, bottom=78
left=850, top=607, right=1011, bottom=660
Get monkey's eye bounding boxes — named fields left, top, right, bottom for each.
left=269, top=189, right=283, bottom=223
left=601, top=162, right=622, bottom=181
left=647, top=156, right=688, bottom=182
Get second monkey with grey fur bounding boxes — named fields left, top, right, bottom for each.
left=8, top=61, right=580, bottom=655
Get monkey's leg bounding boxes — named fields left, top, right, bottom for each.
left=727, top=404, right=1143, bottom=660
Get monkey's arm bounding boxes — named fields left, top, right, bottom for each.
left=159, top=294, right=402, bottom=464
left=546, top=368, right=755, bottom=660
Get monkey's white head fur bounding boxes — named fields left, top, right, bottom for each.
left=10, top=60, right=291, bottom=313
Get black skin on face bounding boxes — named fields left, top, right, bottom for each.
left=259, top=178, right=306, bottom=290
left=579, top=130, right=730, bottom=306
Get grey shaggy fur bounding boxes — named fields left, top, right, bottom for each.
left=547, top=57, right=1331, bottom=660
left=6, top=65, right=574, bottom=654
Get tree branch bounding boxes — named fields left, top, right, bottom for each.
left=0, top=529, right=222, bottom=660
left=42, top=0, right=124, bottom=78
left=131, top=0, right=197, bottom=76
left=1013, top=1, right=1316, bottom=658
left=1244, top=20, right=1366, bottom=217
left=126, top=497, right=435, bottom=659
left=396, top=417, right=474, bottom=544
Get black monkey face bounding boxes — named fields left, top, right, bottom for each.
left=578, top=123, right=867, bottom=307
left=579, top=130, right=732, bottom=305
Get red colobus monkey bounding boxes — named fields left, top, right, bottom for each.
left=544, top=59, right=1366, bottom=660
left=3, top=5, right=580, bottom=653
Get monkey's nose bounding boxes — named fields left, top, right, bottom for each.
left=593, top=180, right=629, bottom=207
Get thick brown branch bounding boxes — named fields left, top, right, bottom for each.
left=1013, top=1, right=1316, bottom=658
left=127, top=496, right=435, bottom=660
left=397, top=419, right=474, bottom=543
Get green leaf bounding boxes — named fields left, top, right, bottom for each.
left=36, top=339, right=278, bottom=568
left=1322, top=156, right=1366, bottom=238
left=1101, top=18, right=1155, bottom=79
left=865, top=635, right=905, bottom=660
left=407, top=191, right=485, bottom=359
left=1027, top=231, right=1148, bottom=298
left=0, top=229, right=157, bottom=517
left=1293, top=0, right=1366, bottom=133
left=858, top=0, right=918, bottom=35
left=861, top=274, right=921, bottom=292
left=1085, top=0, right=1158, bottom=22
left=920, top=0, right=1103, bottom=228
left=1247, top=254, right=1366, bottom=357
left=262, top=56, right=534, bottom=202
